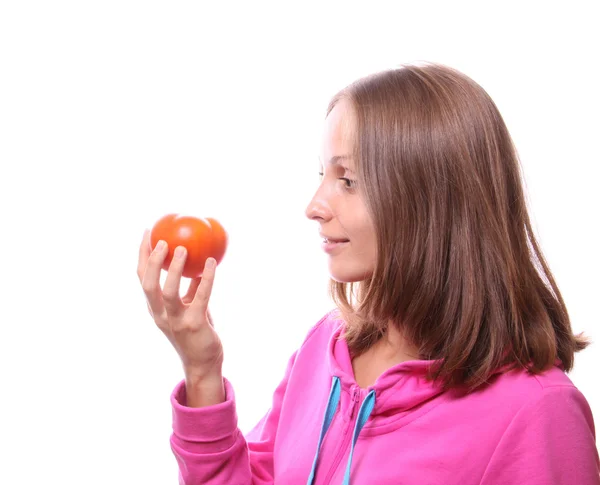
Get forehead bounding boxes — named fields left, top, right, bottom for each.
left=325, top=100, right=355, bottom=144
left=319, top=155, right=353, bottom=168
left=320, top=100, right=356, bottom=166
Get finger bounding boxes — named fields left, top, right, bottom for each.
left=189, top=258, right=217, bottom=317
left=207, top=307, right=215, bottom=328
left=182, top=277, right=202, bottom=305
left=141, top=240, right=168, bottom=315
left=136, top=229, right=152, bottom=283
left=162, top=246, right=187, bottom=316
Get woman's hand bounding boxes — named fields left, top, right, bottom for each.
left=137, top=230, right=224, bottom=382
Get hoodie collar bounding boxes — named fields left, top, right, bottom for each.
left=326, top=318, right=565, bottom=423
left=327, top=321, right=448, bottom=419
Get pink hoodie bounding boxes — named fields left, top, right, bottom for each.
left=170, top=310, right=600, bottom=484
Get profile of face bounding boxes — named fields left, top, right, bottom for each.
left=305, top=99, right=377, bottom=283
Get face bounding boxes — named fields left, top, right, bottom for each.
left=305, top=99, right=377, bottom=283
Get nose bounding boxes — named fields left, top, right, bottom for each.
left=305, top=185, right=332, bottom=222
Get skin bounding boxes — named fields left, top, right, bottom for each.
left=305, top=99, right=421, bottom=388
left=304, top=99, right=377, bottom=283
left=137, top=236, right=226, bottom=407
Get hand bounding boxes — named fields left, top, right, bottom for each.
left=137, top=230, right=224, bottom=381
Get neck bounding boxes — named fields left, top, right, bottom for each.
left=375, top=324, right=421, bottom=362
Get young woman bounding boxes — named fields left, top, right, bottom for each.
left=137, top=62, right=600, bottom=484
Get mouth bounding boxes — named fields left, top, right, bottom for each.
left=321, top=238, right=350, bottom=253
left=322, top=237, right=350, bottom=244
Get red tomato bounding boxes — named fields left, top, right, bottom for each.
left=206, top=217, right=228, bottom=265
left=150, top=214, right=228, bottom=278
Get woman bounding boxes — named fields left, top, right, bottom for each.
left=137, top=62, right=600, bottom=484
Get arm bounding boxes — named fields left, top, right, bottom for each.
left=170, top=350, right=298, bottom=485
left=184, top=372, right=226, bottom=408
left=479, top=385, right=600, bottom=485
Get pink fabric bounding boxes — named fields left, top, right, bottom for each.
left=170, top=310, right=600, bottom=484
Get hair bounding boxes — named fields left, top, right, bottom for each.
left=326, top=61, right=591, bottom=393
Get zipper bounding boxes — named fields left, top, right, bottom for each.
left=348, top=387, right=360, bottom=420
left=321, top=386, right=361, bottom=485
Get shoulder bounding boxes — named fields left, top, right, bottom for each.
left=297, top=308, right=344, bottom=349
left=490, top=363, right=584, bottom=405
left=500, top=361, right=575, bottom=388
left=447, top=363, right=594, bottom=437
left=472, top=362, right=585, bottom=408
left=494, top=365, right=595, bottom=428
left=458, top=363, right=596, bottom=441
left=283, top=308, right=344, bottom=368
left=477, top=366, right=599, bottom=484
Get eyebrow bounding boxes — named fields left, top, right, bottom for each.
left=319, top=155, right=353, bottom=166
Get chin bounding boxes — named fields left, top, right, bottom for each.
left=327, top=262, right=373, bottom=283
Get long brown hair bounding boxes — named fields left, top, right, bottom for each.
left=327, top=62, right=590, bottom=392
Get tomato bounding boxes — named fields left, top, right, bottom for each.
left=150, top=214, right=228, bottom=278
left=206, top=217, right=228, bottom=265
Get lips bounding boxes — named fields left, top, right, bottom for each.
left=320, top=233, right=349, bottom=243
left=321, top=238, right=349, bottom=253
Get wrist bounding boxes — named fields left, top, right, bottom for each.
left=184, top=372, right=225, bottom=408
left=184, top=365, right=223, bottom=385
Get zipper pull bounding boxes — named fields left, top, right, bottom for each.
left=349, top=387, right=360, bottom=420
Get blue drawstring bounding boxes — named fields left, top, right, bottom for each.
left=306, top=376, right=376, bottom=485
left=342, top=390, right=376, bottom=484
left=306, top=376, right=341, bottom=485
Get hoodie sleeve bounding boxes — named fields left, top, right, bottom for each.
left=169, top=349, right=298, bottom=485
left=479, top=385, right=600, bottom=485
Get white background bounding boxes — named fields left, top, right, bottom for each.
left=1, top=1, right=598, bottom=483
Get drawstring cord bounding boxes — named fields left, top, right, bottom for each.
left=306, top=376, right=376, bottom=485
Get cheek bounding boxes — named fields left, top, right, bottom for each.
left=354, top=233, right=378, bottom=267
left=351, top=217, right=377, bottom=256
left=356, top=225, right=378, bottom=271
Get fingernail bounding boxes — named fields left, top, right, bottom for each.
left=175, top=247, right=186, bottom=259
left=156, top=240, right=166, bottom=251
left=206, top=258, right=216, bottom=269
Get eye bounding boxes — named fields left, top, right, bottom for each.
left=317, top=171, right=356, bottom=189
left=340, top=177, right=356, bottom=189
